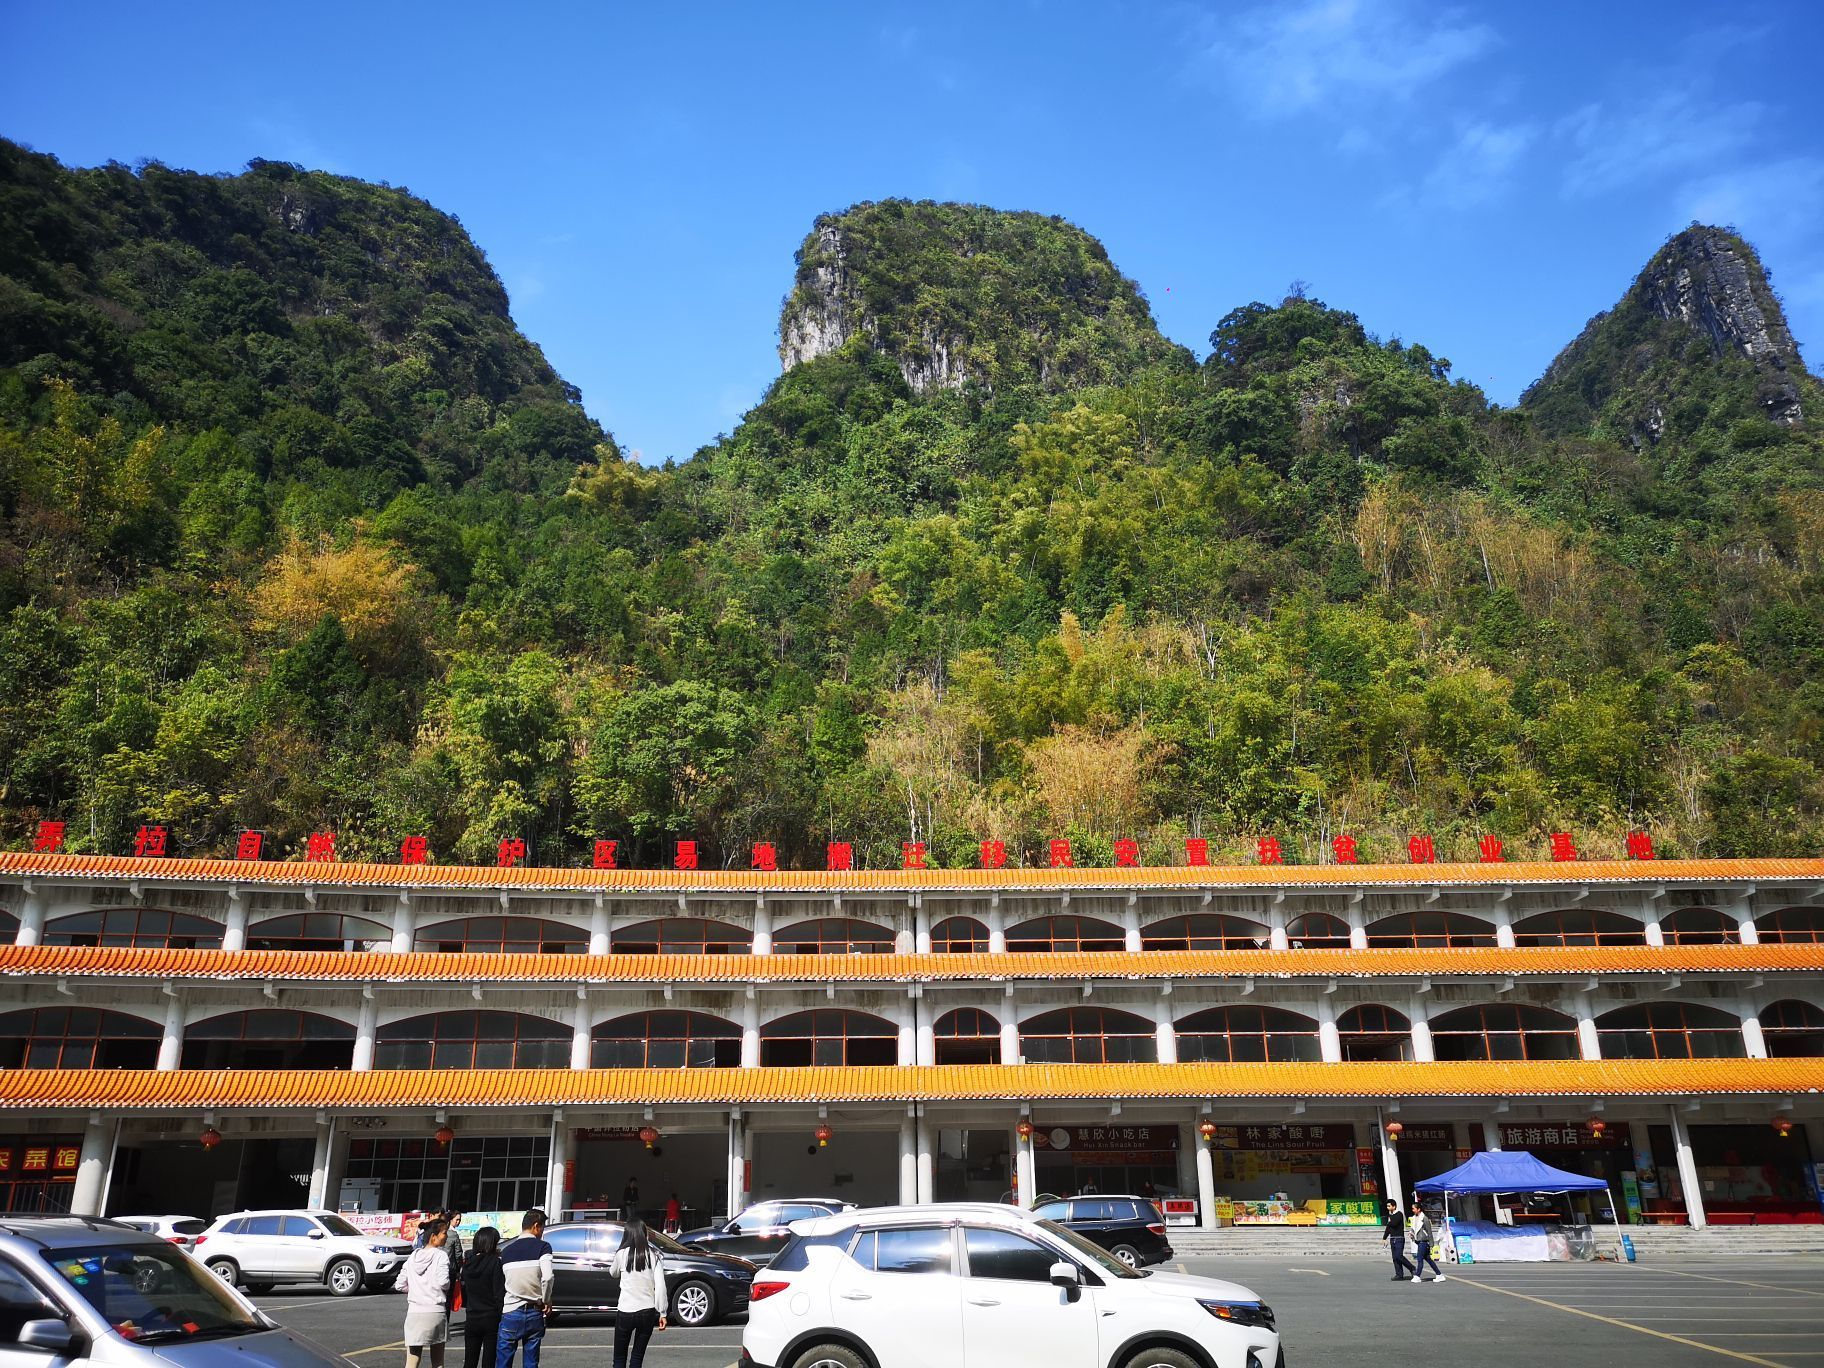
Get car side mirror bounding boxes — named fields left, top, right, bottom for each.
left=308, top=1229, right=326, bottom=1239
left=1049, top=1262, right=1081, bottom=1302
left=725, top=1222, right=740, bottom=1234
left=19, top=1319, right=77, bottom=1354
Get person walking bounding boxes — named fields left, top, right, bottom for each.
left=444, top=1211, right=466, bottom=1263
left=459, top=1226, right=506, bottom=1368
left=1409, top=1204, right=1446, bottom=1283
left=610, top=1217, right=667, bottom=1368
left=496, top=1209, right=555, bottom=1368
left=1381, top=1201, right=1412, bottom=1281
left=621, top=1177, right=640, bottom=1219
left=400, top=1219, right=453, bottom=1368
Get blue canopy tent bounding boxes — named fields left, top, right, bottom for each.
left=1415, top=1150, right=1620, bottom=1260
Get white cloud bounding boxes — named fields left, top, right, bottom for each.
left=1386, top=120, right=1537, bottom=212
left=1188, top=0, right=1497, bottom=117
left=1557, top=93, right=1763, bottom=197
left=1676, top=157, right=1824, bottom=241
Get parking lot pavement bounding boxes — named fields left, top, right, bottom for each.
left=254, top=1255, right=1824, bottom=1368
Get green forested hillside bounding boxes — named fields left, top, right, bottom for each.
left=2, top=144, right=1821, bottom=866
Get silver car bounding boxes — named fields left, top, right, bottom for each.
left=0, top=1217, right=352, bottom=1368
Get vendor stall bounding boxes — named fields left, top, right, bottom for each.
left=1416, top=1150, right=1621, bottom=1262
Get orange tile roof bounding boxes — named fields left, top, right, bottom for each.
left=4, top=850, right=1820, bottom=894
left=2, top=943, right=1819, bottom=984
left=1, top=1060, right=1818, bottom=1111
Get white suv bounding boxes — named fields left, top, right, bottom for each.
left=742, top=1203, right=1283, bottom=1368
left=195, top=1210, right=414, bottom=1296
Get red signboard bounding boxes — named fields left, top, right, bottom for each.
left=1033, top=1125, right=1178, bottom=1163
left=1206, top=1124, right=1354, bottom=1151
left=1500, top=1122, right=1631, bottom=1150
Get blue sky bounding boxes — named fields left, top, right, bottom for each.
left=6, top=1, right=1823, bottom=464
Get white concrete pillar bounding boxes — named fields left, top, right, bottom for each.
left=389, top=893, right=415, bottom=953
left=999, top=1011, right=1021, bottom=1065
left=1194, top=1119, right=1218, bottom=1230
left=726, top=1113, right=747, bottom=1219
left=1481, top=1119, right=1503, bottom=1152
left=156, top=994, right=185, bottom=1071
left=1741, top=1012, right=1769, bottom=1059
left=546, top=1118, right=575, bottom=1219
left=914, top=901, right=931, bottom=955
left=1668, top=1105, right=1707, bottom=1229
left=221, top=890, right=249, bottom=953
left=741, top=996, right=761, bottom=1069
left=1409, top=1008, right=1435, bottom=1063
left=1493, top=907, right=1516, bottom=949
left=352, top=996, right=378, bottom=1071
left=15, top=891, right=46, bottom=947
left=307, top=1119, right=337, bottom=1209
left=1576, top=1003, right=1602, bottom=1061
left=899, top=1116, right=918, bottom=1204
left=1348, top=912, right=1368, bottom=951
left=1378, top=1121, right=1404, bottom=1213
left=1643, top=918, right=1665, bottom=947
left=570, top=996, right=591, bottom=1070
left=751, top=900, right=773, bottom=956
left=1015, top=1123, right=1036, bottom=1209
left=897, top=1000, right=916, bottom=1067
left=1122, top=903, right=1142, bottom=954
left=588, top=901, right=611, bottom=956
left=914, top=998, right=936, bottom=1067
left=987, top=901, right=1007, bottom=955
left=69, top=1118, right=113, bottom=1216
left=1268, top=913, right=1289, bottom=951
left=915, top=1118, right=934, bottom=1204
left=1316, top=996, right=1341, bottom=1064
left=1732, top=899, right=1760, bottom=946
left=1154, top=998, right=1178, bottom=1065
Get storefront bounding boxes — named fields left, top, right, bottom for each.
left=1392, top=1124, right=1473, bottom=1187
left=0, top=1135, right=82, bottom=1213
left=108, top=1134, right=313, bottom=1218
left=1492, top=1121, right=1630, bottom=1223
left=570, top=1126, right=726, bottom=1227
left=1652, top=1123, right=1824, bottom=1224
left=1205, top=1122, right=1365, bottom=1223
left=1032, top=1124, right=1180, bottom=1200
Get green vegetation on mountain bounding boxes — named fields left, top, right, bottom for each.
left=2, top=146, right=1821, bottom=866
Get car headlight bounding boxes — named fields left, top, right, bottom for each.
left=369, top=1245, right=396, bottom=1255
left=1198, top=1300, right=1276, bottom=1330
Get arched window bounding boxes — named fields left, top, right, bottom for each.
left=933, top=1008, right=1000, bottom=1064
left=1175, top=1006, right=1320, bottom=1062
left=1337, top=1004, right=1412, bottom=1062
left=1596, top=1002, right=1744, bottom=1059
left=759, top=1010, right=897, bottom=1066
left=1755, top=907, right=1824, bottom=944
left=1511, top=910, right=1642, bottom=947
left=1019, top=1007, right=1156, bottom=1064
left=43, top=908, right=222, bottom=949
left=1429, top=1004, right=1579, bottom=1061
left=180, top=1010, right=355, bottom=1069
left=1365, top=912, right=1497, bottom=949
left=1285, top=913, right=1351, bottom=949
left=374, top=1011, right=569, bottom=1069
left=591, top=1011, right=740, bottom=1068
left=1760, top=1000, right=1824, bottom=1058
left=611, top=919, right=749, bottom=955
left=0, top=1007, right=160, bottom=1069
left=930, top=917, right=989, bottom=953
left=415, top=917, right=587, bottom=955
left=247, top=913, right=391, bottom=952
left=1005, top=915, right=1124, bottom=954
left=0, top=911, right=17, bottom=942
left=1660, top=907, right=1733, bottom=945
left=1141, top=915, right=1268, bottom=951
left=772, top=919, right=896, bottom=955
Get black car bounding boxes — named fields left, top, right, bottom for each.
left=543, top=1220, right=755, bottom=1326
left=676, top=1199, right=853, bottom=1263
left=1030, top=1194, right=1174, bottom=1267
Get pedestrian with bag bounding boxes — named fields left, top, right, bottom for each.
left=496, top=1209, right=555, bottom=1368
left=1381, top=1201, right=1412, bottom=1281
left=400, top=1219, right=453, bottom=1368
left=1409, top=1202, right=1446, bottom=1283
left=610, top=1217, right=667, bottom=1368
left=459, top=1226, right=506, bottom=1368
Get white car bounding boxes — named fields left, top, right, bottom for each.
left=741, top=1202, right=1283, bottom=1368
left=195, top=1209, right=413, bottom=1296
left=112, top=1214, right=208, bottom=1252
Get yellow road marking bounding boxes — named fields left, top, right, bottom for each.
left=1451, top=1277, right=1791, bottom=1368
left=1640, top=1268, right=1824, bottom=1299
left=344, top=1340, right=405, bottom=1357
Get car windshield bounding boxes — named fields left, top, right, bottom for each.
left=314, top=1213, right=366, bottom=1238
left=42, top=1242, right=263, bottom=1342
left=647, top=1228, right=690, bottom=1255
left=1034, top=1220, right=1143, bottom=1279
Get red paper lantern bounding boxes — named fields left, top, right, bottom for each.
left=1385, top=1121, right=1405, bottom=1142
left=1198, top=1120, right=1218, bottom=1142
left=1016, top=1120, right=1034, bottom=1140
left=815, top=1124, right=834, bottom=1148
left=1774, top=1117, right=1794, bottom=1139
left=1588, top=1117, right=1607, bottom=1138
left=434, top=1126, right=455, bottom=1147
left=639, top=1126, right=660, bottom=1149
left=199, top=1127, right=222, bottom=1150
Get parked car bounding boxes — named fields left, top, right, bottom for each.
left=543, top=1220, right=755, bottom=1327
left=1030, top=1194, right=1174, bottom=1267
left=194, top=1209, right=412, bottom=1296
left=0, top=1215, right=352, bottom=1368
left=110, top=1216, right=208, bottom=1253
left=678, top=1200, right=854, bottom=1263
left=742, top=1202, right=1282, bottom=1368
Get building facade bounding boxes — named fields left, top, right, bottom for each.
left=2, top=852, right=1822, bottom=1232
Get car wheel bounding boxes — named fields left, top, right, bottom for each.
left=244, top=1283, right=275, bottom=1295
left=791, top=1346, right=867, bottom=1368
left=133, top=1264, right=164, bottom=1295
left=670, top=1278, right=716, bottom=1327
left=326, top=1258, right=365, bottom=1296
left=1122, top=1349, right=1200, bottom=1368
left=205, top=1258, right=240, bottom=1287
left=1110, top=1244, right=1141, bottom=1268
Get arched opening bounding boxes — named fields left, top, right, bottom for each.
left=759, top=1009, right=897, bottom=1066
left=772, top=919, right=896, bottom=955
left=591, top=1011, right=741, bottom=1068
left=247, top=913, right=391, bottom=952
left=1018, top=1007, right=1156, bottom=1064
left=0, top=910, right=17, bottom=942
left=1596, top=1002, right=1745, bottom=1059
left=1429, top=1004, right=1579, bottom=1061
left=1337, top=1004, right=1412, bottom=1062
left=0, top=1007, right=160, bottom=1068
left=43, top=908, right=222, bottom=949
left=930, top=917, right=989, bottom=953
left=180, top=1010, right=355, bottom=1069
left=1005, top=915, right=1124, bottom=953
left=374, top=1010, right=570, bottom=1069
left=1511, top=910, right=1643, bottom=947
left=1755, top=907, right=1824, bottom=944
left=1285, top=913, right=1351, bottom=949
left=1141, top=915, right=1268, bottom=951
left=611, top=919, right=749, bottom=955
left=415, top=916, right=587, bottom=954
left=1660, top=907, right=1734, bottom=945
left=933, top=1008, right=1000, bottom=1064
left=1365, top=912, right=1497, bottom=949
left=1175, top=1006, right=1321, bottom=1062
left=1760, top=1000, right=1824, bottom=1057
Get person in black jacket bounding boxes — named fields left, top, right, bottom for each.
left=459, top=1226, right=507, bottom=1368
left=1382, top=1202, right=1413, bottom=1281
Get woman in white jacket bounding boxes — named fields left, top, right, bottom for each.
left=610, top=1218, right=667, bottom=1368
left=401, top=1219, right=454, bottom=1368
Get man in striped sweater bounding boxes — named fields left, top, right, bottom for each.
left=495, top=1209, right=555, bottom=1368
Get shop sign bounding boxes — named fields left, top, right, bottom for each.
left=0, top=1150, right=11, bottom=1171
left=574, top=1127, right=645, bottom=1143
left=21, top=1148, right=49, bottom=1172
left=1455, top=1148, right=1474, bottom=1164
left=1356, top=1147, right=1379, bottom=1196
left=1499, top=1122, right=1630, bottom=1150
left=1391, top=1125, right=1453, bottom=1150
left=53, top=1147, right=79, bottom=1171
left=1621, top=1172, right=1643, bottom=1223
left=1035, top=1125, right=1179, bottom=1159
left=1205, top=1123, right=1353, bottom=1151
left=1315, top=1199, right=1380, bottom=1225
left=1228, top=1197, right=1380, bottom=1226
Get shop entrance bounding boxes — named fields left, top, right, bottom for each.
left=751, top=1128, right=897, bottom=1207
left=109, top=1137, right=310, bottom=1220
left=1205, top=1122, right=1369, bottom=1224
left=935, top=1128, right=1011, bottom=1202
left=571, top=1128, right=726, bottom=1228
left=1032, top=1124, right=1180, bottom=1202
